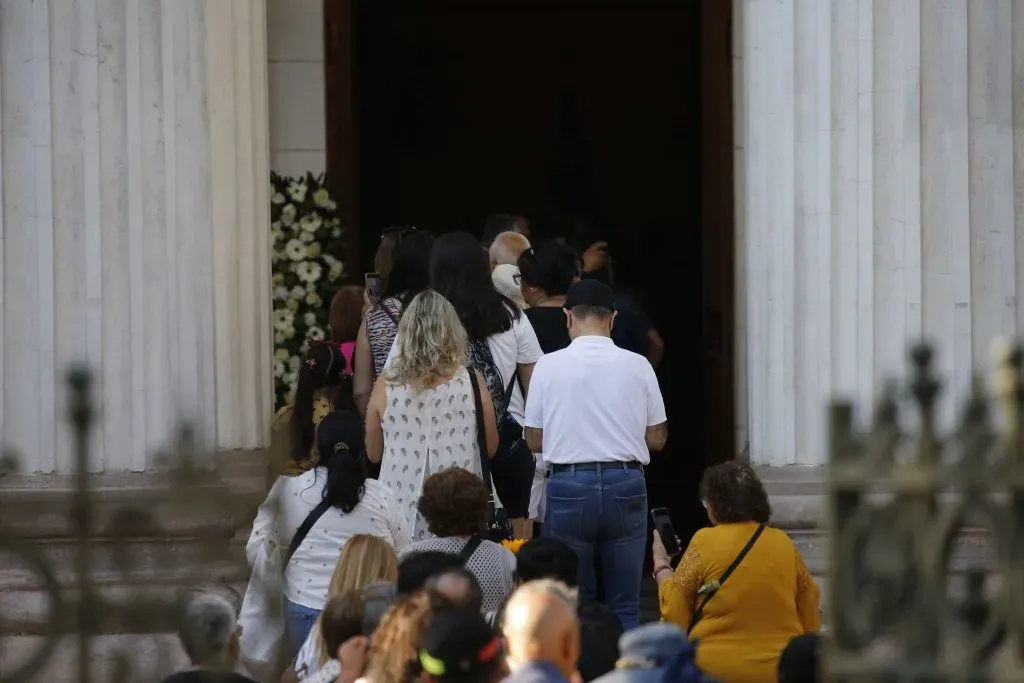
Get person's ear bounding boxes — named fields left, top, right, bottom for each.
left=609, top=310, right=617, bottom=332
left=564, top=310, right=572, bottom=328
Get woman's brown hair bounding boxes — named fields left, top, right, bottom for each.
left=374, top=229, right=402, bottom=291
left=330, top=285, right=365, bottom=344
left=700, top=461, right=772, bottom=524
left=364, top=589, right=451, bottom=683
left=417, top=467, right=489, bottom=538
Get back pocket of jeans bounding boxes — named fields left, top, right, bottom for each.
left=546, top=494, right=586, bottom=537
left=614, top=492, right=648, bottom=536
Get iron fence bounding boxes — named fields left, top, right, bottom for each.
left=0, top=368, right=274, bottom=682
left=826, top=343, right=1024, bottom=681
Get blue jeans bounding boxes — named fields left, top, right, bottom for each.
left=544, top=463, right=647, bottom=630
left=285, top=598, right=321, bottom=654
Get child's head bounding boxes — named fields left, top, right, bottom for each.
left=290, top=341, right=346, bottom=462
left=330, top=285, right=366, bottom=345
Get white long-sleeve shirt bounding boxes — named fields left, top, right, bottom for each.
left=246, top=468, right=410, bottom=610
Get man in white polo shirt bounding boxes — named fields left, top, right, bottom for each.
left=523, top=279, right=667, bottom=630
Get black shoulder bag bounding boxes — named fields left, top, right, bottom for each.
left=687, top=523, right=765, bottom=636
left=469, top=369, right=515, bottom=542
left=285, top=498, right=334, bottom=564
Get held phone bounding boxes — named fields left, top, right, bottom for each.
left=365, top=272, right=383, bottom=306
left=650, top=507, right=681, bottom=556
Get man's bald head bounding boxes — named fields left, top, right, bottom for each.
left=488, top=231, right=531, bottom=268
left=502, top=580, right=579, bottom=678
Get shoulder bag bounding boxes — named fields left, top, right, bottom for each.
left=458, top=535, right=484, bottom=564
left=687, top=523, right=765, bottom=637
left=238, top=496, right=335, bottom=681
left=468, top=369, right=515, bottom=542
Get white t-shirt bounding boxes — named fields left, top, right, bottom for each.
left=246, top=470, right=411, bottom=610
left=524, top=335, right=667, bottom=465
left=384, top=307, right=542, bottom=424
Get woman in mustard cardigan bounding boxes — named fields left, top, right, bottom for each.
left=653, top=462, right=821, bottom=683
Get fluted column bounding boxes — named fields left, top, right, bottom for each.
left=737, top=0, right=1024, bottom=465
left=0, top=0, right=272, bottom=472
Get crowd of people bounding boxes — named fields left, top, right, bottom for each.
left=161, top=216, right=822, bottom=683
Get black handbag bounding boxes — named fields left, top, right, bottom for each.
left=469, top=369, right=515, bottom=543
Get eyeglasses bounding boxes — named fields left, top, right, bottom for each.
left=513, top=272, right=522, bottom=285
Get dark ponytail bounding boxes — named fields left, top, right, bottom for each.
left=291, top=341, right=346, bottom=463
left=315, top=411, right=367, bottom=513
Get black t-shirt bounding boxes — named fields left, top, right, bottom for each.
left=525, top=307, right=571, bottom=354
left=610, top=293, right=651, bottom=358
left=160, top=671, right=258, bottom=683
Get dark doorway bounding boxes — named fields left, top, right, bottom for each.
left=324, top=0, right=734, bottom=545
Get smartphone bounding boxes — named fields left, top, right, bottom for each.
left=365, top=272, right=383, bottom=305
left=650, top=507, right=680, bottom=556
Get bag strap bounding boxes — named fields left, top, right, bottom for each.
left=468, top=369, right=498, bottom=521
left=458, top=535, right=484, bottom=564
left=687, top=523, right=765, bottom=635
left=285, top=498, right=334, bottom=564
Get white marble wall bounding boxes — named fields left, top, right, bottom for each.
left=0, top=0, right=273, bottom=472
left=267, top=0, right=326, bottom=176
left=737, top=0, right=1024, bottom=466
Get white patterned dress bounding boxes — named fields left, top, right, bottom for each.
left=379, top=367, right=482, bottom=541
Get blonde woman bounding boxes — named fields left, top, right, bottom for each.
left=291, top=535, right=398, bottom=680
left=365, top=290, right=499, bottom=542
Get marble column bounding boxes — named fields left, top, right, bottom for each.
left=736, top=0, right=1024, bottom=466
left=0, top=0, right=272, bottom=472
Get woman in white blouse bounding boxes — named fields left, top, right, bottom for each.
left=247, top=410, right=410, bottom=656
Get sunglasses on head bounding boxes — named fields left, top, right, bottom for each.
left=381, top=225, right=417, bottom=240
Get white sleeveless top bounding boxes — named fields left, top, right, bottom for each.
left=379, top=367, right=482, bottom=541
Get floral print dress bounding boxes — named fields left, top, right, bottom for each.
left=379, top=367, right=481, bottom=541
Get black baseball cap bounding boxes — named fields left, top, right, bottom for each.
left=419, top=608, right=502, bottom=681
left=563, top=279, right=616, bottom=311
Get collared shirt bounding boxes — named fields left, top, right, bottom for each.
left=524, top=336, right=666, bottom=465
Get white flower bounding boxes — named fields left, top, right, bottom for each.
left=307, top=326, right=325, bottom=341
left=283, top=370, right=297, bottom=389
left=312, top=188, right=335, bottom=209
left=281, top=204, right=297, bottom=226
left=271, top=224, right=284, bottom=244
left=288, top=181, right=308, bottom=203
left=274, top=348, right=290, bottom=362
left=285, top=239, right=308, bottom=261
left=272, top=249, right=286, bottom=264
left=273, top=285, right=289, bottom=301
left=274, top=330, right=285, bottom=345
left=331, top=227, right=342, bottom=238
left=272, top=272, right=285, bottom=286
left=271, top=192, right=286, bottom=205
left=289, top=355, right=301, bottom=371
left=274, top=359, right=286, bottom=378
left=296, top=261, right=322, bottom=283
left=307, top=243, right=322, bottom=258
left=282, top=323, right=296, bottom=339
left=273, top=308, right=295, bottom=332
left=306, top=291, right=322, bottom=307
left=299, top=231, right=316, bottom=243
left=328, top=262, right=343, bottom=282
left=304, top=312, right=317, bottom=327
left=290, top=285, right=306, bottom=300
left=299, top=213, right=323, bottom=233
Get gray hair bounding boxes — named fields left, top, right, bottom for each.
left=508, top=578, right=578, bottom=610
left=488, top=231, right=531, bottom=266
left=383, top=290, right=468, bottom=390
left=178, top=593, right=238, bottom=665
